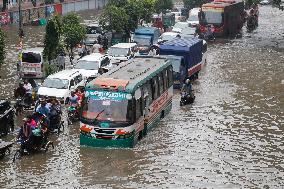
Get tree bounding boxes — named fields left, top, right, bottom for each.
left=99, top=5, right=129, bottom=33
left=124, top=0, right=144, bottom=32
left=0, top=29, right=5, bottom=66
left=108, top=0, right=128, bottom=7
left=140, top=0, right=156, bottom=23
left=154, top=0, right=173, bottom=13
left=43, top=15, right=62, bottom=62
left=62, top=13, right=86, bottom=64
left=183, top=0, right=206, bottom=9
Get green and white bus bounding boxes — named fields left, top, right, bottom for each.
left=80, top=56, right=173, bottom=148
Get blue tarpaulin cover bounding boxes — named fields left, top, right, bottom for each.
left=159, top=37, right=203, bottom=69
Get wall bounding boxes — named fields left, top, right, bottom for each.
left=0, top=0, right=108, bottom=25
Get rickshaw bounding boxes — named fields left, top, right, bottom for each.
left=0, top=100, right=14, bottom=136
left=13, top=112, right=54, bottom=162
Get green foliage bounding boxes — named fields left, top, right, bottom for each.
left=62, top=13, right=86, bottom=60
left=99, top=5, right=129, bottom=33
left=43, top=63, right=59, bottom=77
left=245, top=0, right=261, bottom=8
left=154, top=0, right=173, bottom=13
left=183, top=0, right=206, bottom=9
left=140, top=0, right=156, bottom=23
left=0, top=29, right=5, bottom=66
left=43, top=15, right=62, bottom=61
left=100, top=0, right=157, bottom=35
left=108, top=0, right=128, bottom=7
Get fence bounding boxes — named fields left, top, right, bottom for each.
left=0, top=0, right=108, bottom=26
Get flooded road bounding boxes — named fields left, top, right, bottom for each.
left=0, top=6, right=284, bottom=188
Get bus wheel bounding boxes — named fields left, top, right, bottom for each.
left=138, top=131, right=143, bottom=140
left=143, top=124, right=148, bottom=136
left=160, top=110, right=165, bottom=119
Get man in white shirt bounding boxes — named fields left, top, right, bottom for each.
left=23, top=80, right=32, bottom=106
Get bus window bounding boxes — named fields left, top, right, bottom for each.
left=168, top=66, right=173, bottom=86
left=151, top=77, right=159, bottom=100
left=135, top=88, right=143, bottom=120
left=159, top=73, right=164, bottom=94
left=143, top=82, right=152, bottom=105
left=163, top=69, right=168, bottom=89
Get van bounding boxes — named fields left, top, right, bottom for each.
left=187, top=8, right=200, bottom=27
left=37, top=70, right=84, bottom=103
left=20, top=47, right=45, bottom=79
left=74, top=53, right=112, bottom=79
left=107, top=43, right=138, bottom=65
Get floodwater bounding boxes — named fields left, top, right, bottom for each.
left=0, top=6, right=284, bottom=189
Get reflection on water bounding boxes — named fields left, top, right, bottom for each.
left=0, top=6, right=284, bottom=188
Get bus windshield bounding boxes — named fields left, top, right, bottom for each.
left=81, top=90, right=133, bottom=125
left=22, top=52, right=41, bottom=63
left=202, top=11, right=223, bottom=25
left=133, top=35, right=151, bottom=46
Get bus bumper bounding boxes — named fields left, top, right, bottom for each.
left=80, top=134, right=135, bottom=148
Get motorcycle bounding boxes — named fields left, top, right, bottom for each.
left=67, top=106, right=79, bottom=125
left=50, top=114, right=64, bottom=135
left=14, top=95, right=32, bottom=115
left=180, top=91, right=195, bottom=106
left=246, top=15, right=257, bottom=32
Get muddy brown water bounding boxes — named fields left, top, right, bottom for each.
left=0, top=6, right=283, bottom=188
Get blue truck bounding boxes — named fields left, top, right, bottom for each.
left=159, top=37, right=204, bottom=88
left=133, top=27, right=160, bottom=55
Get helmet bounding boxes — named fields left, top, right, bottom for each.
left=185, top=79, right=190, bottom=84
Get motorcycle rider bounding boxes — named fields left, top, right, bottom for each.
left=17, top=116, right=35, bottom=151
left=181, top=79, right=193, bottom=97
left=14, top=82, right=26, bottom=98
left=49, top=99, right=62, bottom=131
left=23, top=80, right=33, bottom=106
left=36, top=100, right=50, bottom=117
left=69, top=91, right=79, bottom=107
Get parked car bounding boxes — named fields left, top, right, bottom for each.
left=0, top=100, right=14, bottom=136
left=37, top=70, right=84, bottom=104
left=187, top=8, right=200, bottom=27
left=74, top=53, right=112, bottom=79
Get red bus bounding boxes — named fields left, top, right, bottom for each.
left=199, top=0, right=245, bottom=36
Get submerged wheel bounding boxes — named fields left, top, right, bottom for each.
left=13, top=150, right=22, bottom=163
left=44, top=141, right=54, bottom=152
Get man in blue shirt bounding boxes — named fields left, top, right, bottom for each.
left=36, top=101, right=50, bottom=117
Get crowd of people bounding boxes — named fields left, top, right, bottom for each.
left=16, top=79, right=85, bottom=151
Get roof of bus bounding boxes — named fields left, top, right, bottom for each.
left=86, top=56, right=171, bottom=93
left=22, top=47, right=44, bottom=54
left=110, top=43, right=137, bottom=49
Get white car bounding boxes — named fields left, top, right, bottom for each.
left=259, top=0, right=269, bottom=5
left=158, top=32, right=180, bottom=43
left=172, top=22, right=189, bottom=33
left=187, top=8, right=200, bottom=27
left=107, top=43, right=138, bottom=65
left=37, top=70, right=84, bottom=103
left=74, top=53, right=112, bottom=79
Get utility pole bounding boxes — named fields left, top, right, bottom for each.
left=17, top=0, right=24, bottom=73
left=18, top=0, right=24, bottom=38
